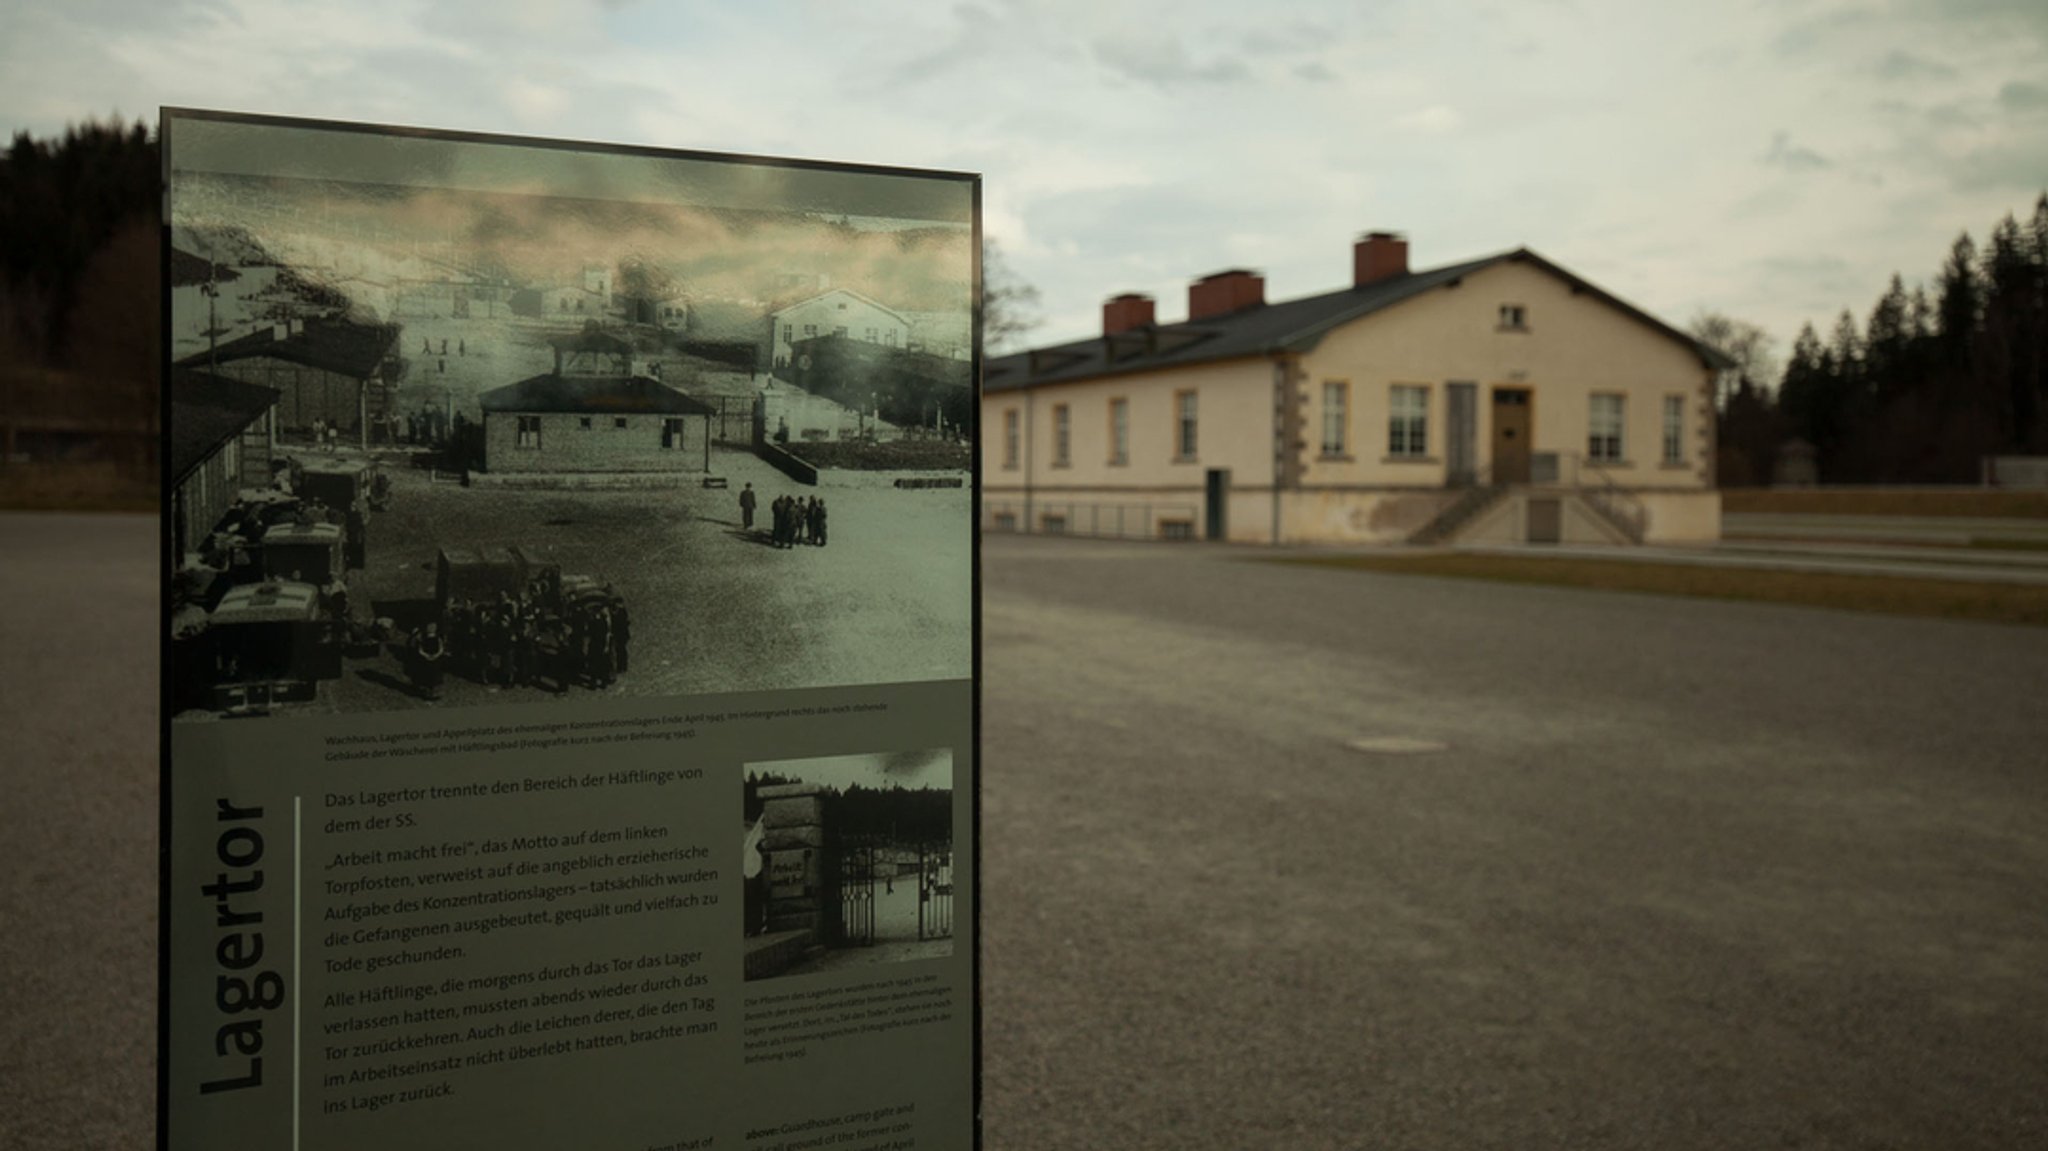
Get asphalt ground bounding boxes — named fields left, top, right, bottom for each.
left=8, top=515, right=2048, bottom=1149
left=978, top=534, right=2048, bottom=1150
left=0, top=513, right=157, bottom=1150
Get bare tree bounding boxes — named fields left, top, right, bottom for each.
left=982, top=239, right=1042, bottom=353
left=1689, top=310, right=1779, bottom=409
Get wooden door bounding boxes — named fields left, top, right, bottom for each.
left=1492, top=388, right=1531, bottom=484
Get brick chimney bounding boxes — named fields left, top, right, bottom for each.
left=1188, top=269, right=1265, bottom=321
left=1103, top=293, right=1156, bottom=335
left=1354, top=231, right=1409, bottom=287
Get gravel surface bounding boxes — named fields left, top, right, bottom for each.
left=979, top=534, right=2048, bottom=1151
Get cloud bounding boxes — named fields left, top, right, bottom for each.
left=1396, top=105, right=1463, bottom=134
left=1763, top=131, right=1831, bottom=172
left=1874, top=49, right=1955, bottom=80
left=1773, top=5, right=1882, bottom=56
left=1293, top=61, right=1335, bottom=83
left=1090, top=35, right=1249, bottom=87
left=1998, top=80, right=2048, bottom=112
left=1238, top=20, right=1336, bottom=56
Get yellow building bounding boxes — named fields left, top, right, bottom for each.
left=982, top=233, right=1734, bottom=546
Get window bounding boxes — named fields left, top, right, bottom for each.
left=579, top=416, right=593, bottom=430
left=615, top=417, right=629, bottom=430
left=1109, top=398, right=1129, bottom=466
left=662, top=418, right=688, bottom=449
left=1321, top=381, right=1349, bottom=456
left=1662, top=396, right=1685, bottom=464
left=803, top=324, right=817, bottom=338
left=782, top=324, right=793, bottom=344
left=992, top=511, right=1018, bottom=532
left=516, top=416, right=541, bottom=449
left=834, top=325, right=847, bottom=337
left=1052, top=404, right=1071, bottom=467
left=1003, top=409, right=1020, bottom=469
left=1042, top=513, right=1068, bottom=534
left=1589, top=394, right=1625, bottom=462
left=1499, top=304, right=1527, bottom=330
left=864, top=327, right=876, bottom=342
left=1388, top=385, right=1429, bottom=457
left=1175, top=390, right=1198, bottom=460
left=884, top=330, right=897, bottom=347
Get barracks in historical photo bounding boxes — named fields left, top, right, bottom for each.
left=982, top=231, right=1735, bottom=547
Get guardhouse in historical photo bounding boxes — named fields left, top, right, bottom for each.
left=478, top=328, right=714, bottom=474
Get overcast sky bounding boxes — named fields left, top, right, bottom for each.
left=7, top=0, right=2046, bottom=366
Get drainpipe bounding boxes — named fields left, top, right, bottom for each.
left=1023, top=389, right=1035, bottom=532
left=1270, top=355, right=1293, bottom=546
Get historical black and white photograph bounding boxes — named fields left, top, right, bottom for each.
left=742, top=748, right=955, bottom=982
left=166, top=114, right=976, bottom=720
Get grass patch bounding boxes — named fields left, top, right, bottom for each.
left=0, top=463, right=156, bottom=513
left=1969, top=537, right=2048, bottom=553
left=1275, top=552, right=2048, bottom=627
left=1722, top=489, right=2048, bottom=518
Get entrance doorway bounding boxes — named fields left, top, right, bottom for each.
left=1492, top=388, right=1532, bottom=484
left=1205, top=468, right=1230, bottom=541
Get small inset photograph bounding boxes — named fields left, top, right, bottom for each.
left=742, top=748, right=955, bottom=981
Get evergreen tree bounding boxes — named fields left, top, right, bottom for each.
left=1935, top=231, right=1981, bottom=368
left=1777, top=322, right=1830, bottom=450
left=1864, top=274, right=1911, bottom=399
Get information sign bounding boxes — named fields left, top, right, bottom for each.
left=161, top=108, right=979, bottom=1151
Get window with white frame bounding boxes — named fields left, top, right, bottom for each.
left=1321, top=380, right=1349, bottom=456
left=1589, top=394, right=1626, bottom=462
left=1388, top=384, right=1429, bottom=457
left=516, top=415, right=541, bottom=449
left=1052, top=403, right=1071, bottom=466
left=1175, top=390, right=1198, bottom=459
left=1003, top=409, right=1020, bottom=469
left=1662, top=395, right=1685, bottom=464
left=1109, top=398, right=1129, bottom=465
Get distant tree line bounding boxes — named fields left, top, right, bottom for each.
left=0, top=117, right=158, bottom=366
left=0, top=117, right=160, bottom=471
left=741, top=770, right=950, bottom=845
left=1710, top=192, right=2048, bottom=486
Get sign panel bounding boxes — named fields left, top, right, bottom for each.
left=161, top=109, right=979, bottom=1151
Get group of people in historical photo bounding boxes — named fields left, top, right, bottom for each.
left=410, top=579, right=630, bottom=701
left=738, top=483, right=829, bottom=549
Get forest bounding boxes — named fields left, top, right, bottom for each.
left=1712, top=192, right=2048, bottom=487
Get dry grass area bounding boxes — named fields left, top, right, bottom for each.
left=1722, top=489, right=2048, bottom=518
left=1277, top=552, right=2048, bottom=627
left=0, top=463, right=155, bottom=513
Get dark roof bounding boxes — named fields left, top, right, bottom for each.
left=986, top=248, right=1735, bottom=392
left=549, top=326, right=636, bottom=355
left=168, top=248, right=241, bottom=288
left=479, top=374, right=716, bottom=416
left=175, top=317, right=400, bottom=380
left=169, top=368, right=278, bottom=485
